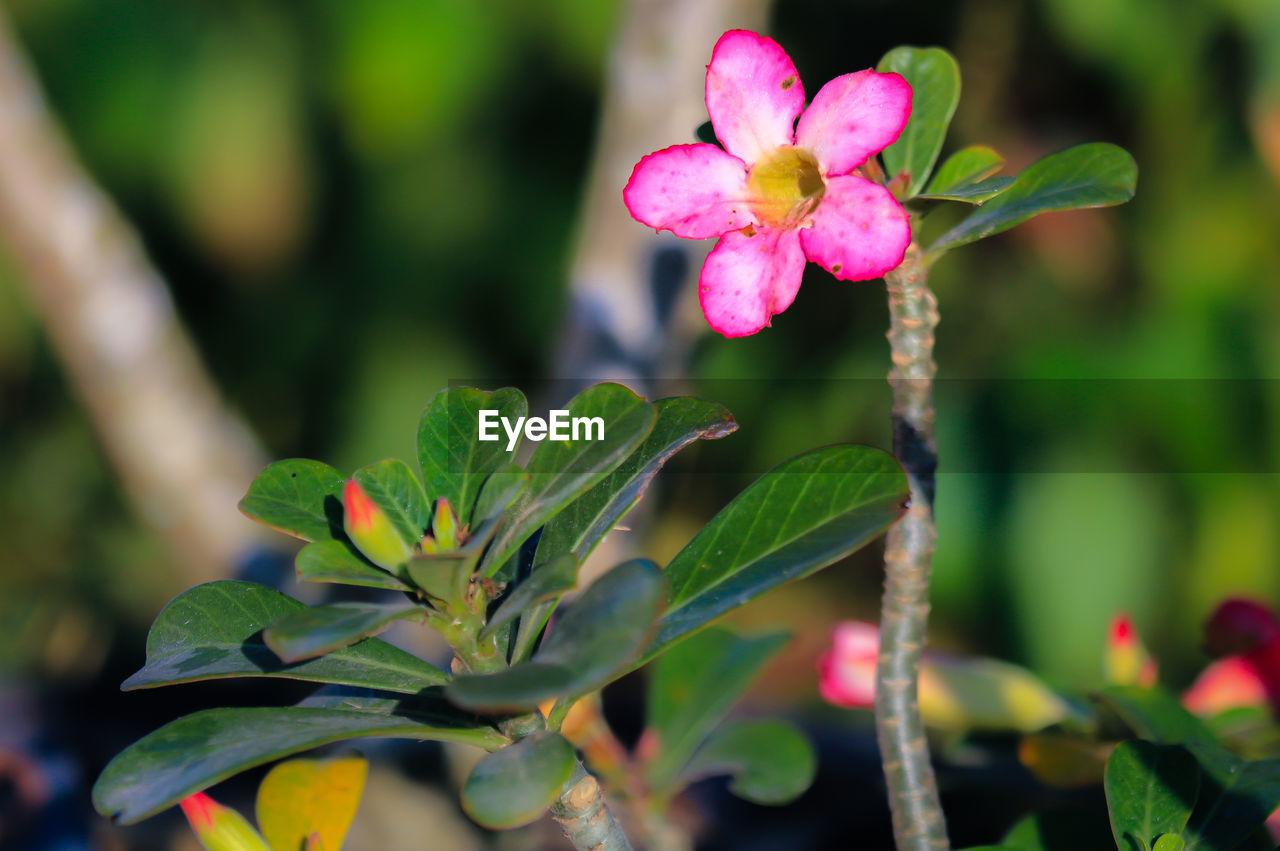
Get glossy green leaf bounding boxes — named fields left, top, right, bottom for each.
left=1098, top=688, right=1280, bottom=851
left=929, top=143, right=1138, bottom=252
left=264, top=602, right=424, bottom=663
left=644, top=627, right=789, bottom=791
left=122, top=581, right=445, bottom=693
left=1105, top=741, right=1199, bottom=851
left=537, top=397, right=736, bottom=564
left=461, top=732, right=576, bottom=829
left=472, top=463, right=528, bottom=525
left=677, top=719, right=815, bottom=805
left=926, top=145, right=1005, bottom=191
left=917, top=176, right=1014, bottom=204
left=239, top=459, right=347, bottom=543
left=480, top=553, right=578, bottom=641
left=352, top=459, right=431, bottom=547
left=447, top=559, right=664, bottom=711
left=877, top=46, right=960, bottom=197
left=294, top=539, right=412, bottom=591
left=418, top=387, right=528, bottom=527
left=646, top=446, right=907, bottom=662
left=93, top=694, right=505, bottom=824
left=480, top=384, right=657, bottom=577
left=1181, top=742, right=1280, bottom=851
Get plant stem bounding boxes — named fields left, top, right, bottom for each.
left=875, top=242, right=949, bottom=850
left=551, top=767, right=634, bottom=851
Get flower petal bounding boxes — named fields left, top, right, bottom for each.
left=623, top=143, right=753, bottom=239
left=794, top=70, right=911, bottom=176
left=801, top=175, right=909, bottom=281
left=705, top=30, right=806, bottom=166
left=699, top=226, right=804, bottom=337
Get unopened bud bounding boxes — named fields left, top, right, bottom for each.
left=179, top=793, right=271, bottom=851
left=342, top=480, right=412, bottom=571
left=1104, top=613, right=1158, bottom=687
left=433, top=498, right=460, bottom=550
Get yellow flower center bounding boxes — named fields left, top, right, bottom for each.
left=746, top=146, right=825, bottom=228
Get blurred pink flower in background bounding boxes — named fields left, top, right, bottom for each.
left=1183, top=598, right=1280, bottom=716
left=624, top=30, right=912, bottom=337
left=1104, top=612, right=1158, bottom=688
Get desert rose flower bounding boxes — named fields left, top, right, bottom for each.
left=1184, top=597, right=1280, bottom=715
left=624, top=30, right=912, bottom=337
left=819, top=621, right=1073, bottom=733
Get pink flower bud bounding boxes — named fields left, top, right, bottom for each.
left=342, top=480, right=412, bottom=571
left=432, top=498, right=460, bottom=550
left=1104, top=612, right=1158, bottom=687
left=179, top=793, right=271, bottom=851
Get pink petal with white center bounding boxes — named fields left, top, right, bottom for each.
left=794, top=69, right=912, bottom=176
left=705, top=30, right=806, bottom=166
left=699, top=226, right=804, bottom=337
left=623, top=143, right=754, bottom=239
left=800, top=175, right=909, bottom=281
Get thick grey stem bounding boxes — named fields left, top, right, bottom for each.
left=550, top=768, right=633, bottom=851
left=0, top=8, right=268, bottom=585
left=875, top=242, right=949, bottom=851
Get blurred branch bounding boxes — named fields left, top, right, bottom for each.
left=0, top=7, right=268, bottom=585
left=556, top=0, right=770, bottom=385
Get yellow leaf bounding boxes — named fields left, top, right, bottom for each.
left=255, top=756, right=367, bottom=851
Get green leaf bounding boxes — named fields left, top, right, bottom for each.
left=418, top=387, right=528, bottom=527
left=1105, top=741, right=1200, bottom=851
left=480, top=383, right=657, bottom=577
left=929, top=142, right=1138, bottom=252
left=93, top=694, right=506, bottom=824
left=480, top=553, right=578, bottom=641
left=294, top=539, right=412, bottom=591
left=352, top=458, right=431, bottom=547
left=263, top=602, right=424, bottom=663
left=460, top=732, right=577, bottom=829
left=877, top=46, right=961, bottom=197
left=447, top=559, right=664, bottom=711
left=537, top=397, right=736, bottom=564
left=1097, top=688, right=1280, bottom=851
left=403, top=511, right=504, bottom=603
left=644, top=627, right=789, bottom=792
left=646, top=446, right=907, bottom=662
left=917, top=176, right=1014, bottom=204
left=1181, top=742, right=1280, bottom=851
left=239, top=459, right=347, bottom=543
left=677, top=719, right=815, bottom=805
left=925, top=145, right=1005, bottom=191
left=121, top=581, right=445, bottom=694
left=472, top=463, right=528, bottom=525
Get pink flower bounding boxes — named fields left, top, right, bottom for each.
left=1104, top=612, right=1158, bottom=688
left=818, top=621, right=879, bottom=707
left=623, top=30, right=912, bottom=337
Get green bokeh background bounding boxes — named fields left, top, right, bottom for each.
left=0, top=0, right=1278, bottom=843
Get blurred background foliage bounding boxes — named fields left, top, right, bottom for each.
left=0, top=0, right=1278, bottom=847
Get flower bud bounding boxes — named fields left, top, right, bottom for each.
left=342, top=480, right=412, bottom=571
left=432, top=498, right=461, bottom=550
left=180, top=793, right=271, bottom=851
left=1104, top=613, right=1158, bottom=687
